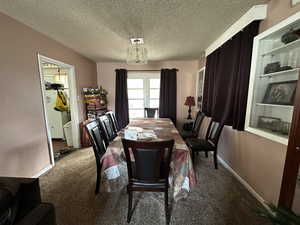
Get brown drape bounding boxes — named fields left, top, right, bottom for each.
left=115, top=69, right=129, bottom=129
left=159, top=69, right=177, bottom=125
left=203, top=21, right=260, bottom=130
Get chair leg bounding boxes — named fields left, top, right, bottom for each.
left=95, top=163, right=102, bottom=194
left=213, top=151, right=218, bottom=169
left=165, top=190, right=169, bottom=224
left=95, top=173, right=100, bottom=194
left=127, top=190, right=133, bottom=223
left=205, top=151, right=208, bottom=158
left=192, top=150, right=195, bottom=163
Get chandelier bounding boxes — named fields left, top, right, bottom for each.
left=127, top=38, right=148, bottom=64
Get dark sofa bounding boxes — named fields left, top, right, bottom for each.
left=0, top=178, right=56, bottom=225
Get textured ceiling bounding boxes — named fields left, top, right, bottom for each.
left=0, top=0, right=267, bottom=62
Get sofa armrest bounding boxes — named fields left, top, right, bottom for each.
left=15, top=203, right=56, bottom=225
left=0, top=189, right=14, bottom=213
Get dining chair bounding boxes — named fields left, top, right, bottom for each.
left=121, top=139, right=175, bottom=223
left=186, top=119, right=224, bottom=169
left=85, top=120, right=107, bottom=194
left=106, top=111, right=120, bottom=133
left=181, top=111, right=205, bottom=139
left=98, top=114, right=117, bottom=146
left=144, top=108, right=158, bottom=118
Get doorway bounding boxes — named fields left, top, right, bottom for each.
left=38, top=54, right=80, bottom=163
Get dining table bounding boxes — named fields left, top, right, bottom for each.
left=100, top=118, right=196, bottom=201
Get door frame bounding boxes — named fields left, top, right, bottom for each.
left=195, top=67, right=206, bottom=111
left=37, top=54, right=81, bottom=166
left=279, top=72, right=300, bottom=209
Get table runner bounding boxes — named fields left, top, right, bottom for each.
left=100, top=118, right=196, bottom=201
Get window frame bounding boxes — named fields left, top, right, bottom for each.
left=127, top=72, right=160, bottom=118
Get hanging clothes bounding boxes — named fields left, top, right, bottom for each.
left=54, top=90, right=69, bottom=112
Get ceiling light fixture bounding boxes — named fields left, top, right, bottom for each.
left=127, top=38, right=148, bottom=64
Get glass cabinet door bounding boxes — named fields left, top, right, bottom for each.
left=246, top=16, right=300, bottom=145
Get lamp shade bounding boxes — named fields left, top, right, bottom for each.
left=184, top=96, right=195, bottom=106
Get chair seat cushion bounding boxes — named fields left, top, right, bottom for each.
left=186, top=138, right=215, bottom=152
left=128, top=180, right=167, bottom=192
left=0, top=188, right=13, bottom=213
left=180, top=130, right=196, bottom=139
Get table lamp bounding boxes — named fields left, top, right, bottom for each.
left=184, top=96, right=195, bottom=120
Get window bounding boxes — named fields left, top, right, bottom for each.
left=127, top=73, right=160, bottom=119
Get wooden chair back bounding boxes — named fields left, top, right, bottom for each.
left=85, top=120, right=107, bottom=160
left=122, top=139, right=174, bottom=184
left=144, top=108, right=158, bottom=118
left=192, top=111, right=205, bottom=134
left=206, top=120, right=224, bottom=147
left=98, top=114, right=117, bottom=146
left=106, top=111, right=120, bottom=133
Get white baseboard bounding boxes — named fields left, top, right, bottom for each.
left=32, top=164, right=54, bottom=178
left=217, top=155, right=268, bottom=209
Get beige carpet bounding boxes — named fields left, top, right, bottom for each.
left=40, top=148, right=269, bottom=225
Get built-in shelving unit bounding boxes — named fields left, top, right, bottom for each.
left=245, top=12, right=300, bottom=145
left=255, top=103, right=294, bottom=109
left=259, top=68, right=300, bottom=78
left=262, top=39, right=300, bottom=57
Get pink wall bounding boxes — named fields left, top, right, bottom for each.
left=260, top=0, right=300, bottom=32
left=211, top=0, right=300, bottom=205
left=97, top=61, right=199, bottom=128
left=0, top=12, right=97, bottom=177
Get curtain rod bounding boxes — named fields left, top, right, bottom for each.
left=127, top=69, right=160, bottom=72
left=127, top=69, right=178, bottom=72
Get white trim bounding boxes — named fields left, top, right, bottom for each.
left=68, top=66, right=81, bottom=148
left=245, top=127, right=288, bottom=145
left=253, top=10, right=300, bottom=40
left=37, top=55, right=55, bottom=169
left=127, top=72, right=160, bottom=79
left=32, top=164, right=54, bottom=178
left=205, top=4, right=267, bottom=56
left=38, top=55, right=80, bottom=149
left=217, top=155, right=269, bottom=209
left=244, top=36, right=259, bottom=141
left=37, top=54, right=81, bottom=176
left=195, top=67, right=206, bottom=110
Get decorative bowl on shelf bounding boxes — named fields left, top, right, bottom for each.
left=281, top=29, right=299, bottom=44
left=279, top=66, right=293, bottom=71
left=264, top=62, right=281, bottom=74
